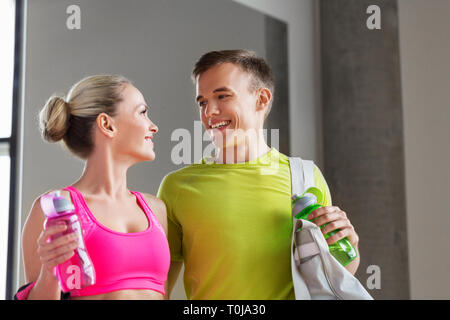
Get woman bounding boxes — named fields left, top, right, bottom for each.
left=17, top=75, right=170, bottom=300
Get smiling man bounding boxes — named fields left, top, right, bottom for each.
left=157, top=50, right=360, bottom=300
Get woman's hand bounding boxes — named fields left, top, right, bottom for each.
left=36, top=224, right=79, bottom=277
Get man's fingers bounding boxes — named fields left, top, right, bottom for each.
left=312, top=211, right=342, bottom=227
left=326, top=228, right=351, bottom=245
left=320, top=219, right=351, bottom=236
left=308, top=206, right=341, bottom=220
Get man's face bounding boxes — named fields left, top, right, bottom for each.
left=195, top=63, right=263, bottom=149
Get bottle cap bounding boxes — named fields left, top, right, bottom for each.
left=292, top=194, right=317, bottom=219
left=41, top=191, right=74, bottom=218
left=53, top=196, right=75, bottom=213
left=295, top=194, right=317, bottom=209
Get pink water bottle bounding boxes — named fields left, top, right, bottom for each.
left=41, top=191, right=95, bottom=292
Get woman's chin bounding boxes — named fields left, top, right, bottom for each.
left=137, top=151, right=156, bottom=162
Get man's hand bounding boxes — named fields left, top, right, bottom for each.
left=307, top=206, right=360, bottom=274
left=307, top=206, right=359, bottom=247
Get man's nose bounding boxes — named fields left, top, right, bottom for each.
left=204, top=102, right=220, bottom=118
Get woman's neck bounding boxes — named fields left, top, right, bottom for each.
left=71, top=147, right=132, bottom=199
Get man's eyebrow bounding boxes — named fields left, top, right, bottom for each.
left=196, top=87, right=232, bottom=102
left=213, top=87, right=232, bottom=93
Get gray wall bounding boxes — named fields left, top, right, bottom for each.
left=320, top=0, right=409, bottom=299
left=398, top=0, right=450, bottom=299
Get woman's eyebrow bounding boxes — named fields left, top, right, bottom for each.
left=135, top=103, right=149, bottom=110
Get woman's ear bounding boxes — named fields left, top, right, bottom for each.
left=96, top=113, right=116, bottom=138
left=256, top=88, right=272, bottom=112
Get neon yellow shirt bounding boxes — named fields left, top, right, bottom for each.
left=157, top=148, right=332, bottom=300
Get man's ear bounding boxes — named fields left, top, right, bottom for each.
left=256, top=88, right=272, bottom=112
left=96, top=113, right=116, bottom=138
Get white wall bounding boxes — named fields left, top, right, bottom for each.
left=398, top=0, right=450, bottom=299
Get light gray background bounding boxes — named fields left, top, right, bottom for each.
left=17, top=0, right=288, bottom=300
left=11, top=0, right=450, bottom=300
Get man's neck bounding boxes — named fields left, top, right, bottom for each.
left=214, top=139, right=271, bottom=164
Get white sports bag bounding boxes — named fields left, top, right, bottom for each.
left=289, top=157, right=373, bottom=300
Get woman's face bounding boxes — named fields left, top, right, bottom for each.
left=112, top=83, right=158, bottom=162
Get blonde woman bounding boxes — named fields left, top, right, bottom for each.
left=16, top=75, right=170, bottom=300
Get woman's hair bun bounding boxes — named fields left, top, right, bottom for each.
left=39, top=95, right=70, bottom=143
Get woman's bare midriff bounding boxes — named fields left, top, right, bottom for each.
left=70, top=289, right=164, bottom=300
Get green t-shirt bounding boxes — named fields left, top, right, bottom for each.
left=157, top=148, right=332, bottom=299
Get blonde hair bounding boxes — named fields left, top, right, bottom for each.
left=39, top=74, right=131, bottom=159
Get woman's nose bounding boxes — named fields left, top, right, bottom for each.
left=149, top=121, right=158, bottom=134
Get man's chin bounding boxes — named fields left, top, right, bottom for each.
left=211, top=136, right=237, bottom=149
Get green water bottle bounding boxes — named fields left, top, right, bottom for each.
left=291, top=187, right=357, bottom=266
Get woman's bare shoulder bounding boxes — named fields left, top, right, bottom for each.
left=141, top=193, right=166, bottom=211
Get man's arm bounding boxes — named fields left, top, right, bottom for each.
left=344, top=245, right=360, bottom=275
left=164, top=261, right=183, bottom=299
left=312, top=166, right=360, bottom=275
left=307, top=205, right=361, bottom=275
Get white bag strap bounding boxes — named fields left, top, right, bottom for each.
left=290, top=157, right=320, bottom=262
left=289, top=157, right=315, bottom=196
left=289, top=156, right=317, bottom=300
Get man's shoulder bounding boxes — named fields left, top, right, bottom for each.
left=159, top=163, right=204, bottom=187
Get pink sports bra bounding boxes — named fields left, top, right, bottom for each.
left=62, top=186, right=170, bottom=297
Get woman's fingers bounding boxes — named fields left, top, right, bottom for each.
left=46, top=232, right=78, bottom=249
left=37, top=224, right=67, bottom=246
left=40, top=239, right=78, bottom=263
left=42, top=250, right=76, bottom=270
left=37, top=224, right=79, bottom=271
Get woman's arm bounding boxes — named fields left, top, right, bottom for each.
left=143, top=193, right=168, bottom=237
left=143, top=193, right=171, bottom=299
left=21, top=194, right=78, bottom=299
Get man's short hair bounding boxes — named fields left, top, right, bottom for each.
left=192, top=49, right=275, bottom=119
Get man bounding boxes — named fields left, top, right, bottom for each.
left=157, top=50, right=360, bottom=300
